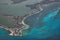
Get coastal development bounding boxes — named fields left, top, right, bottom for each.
left=0, top=0, right=60, bottom=36
left=0, top=14, right=30, bottom=36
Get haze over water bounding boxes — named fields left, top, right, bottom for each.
left=0, top=0, right=60, bottom=40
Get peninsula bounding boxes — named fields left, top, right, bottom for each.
left=0, top=0, right=60, bottom=36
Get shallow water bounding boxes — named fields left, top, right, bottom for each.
left=0, top=1, right=60, bottom=40
left=0, top=7, right=60, bottom=40
left=24, top=7, right=60, bottom=39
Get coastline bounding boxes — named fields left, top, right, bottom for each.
left=0, top=0, right=60, bottom=36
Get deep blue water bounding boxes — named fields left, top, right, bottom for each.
left=0, top=6, right=60, bottom=40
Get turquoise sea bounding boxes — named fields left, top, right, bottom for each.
left=0, top=3, right=60, bottom=40
left=0, top=8, right=60, bottom=40
left=24, top=6, right=60, bottom=40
